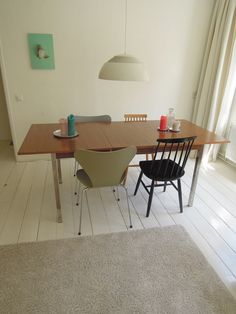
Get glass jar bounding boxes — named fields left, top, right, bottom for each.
left=59, top=118, right=67, bottom=136
left=167, top=108, right=175, bottom=129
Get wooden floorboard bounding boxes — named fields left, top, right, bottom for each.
left=0, top=141, right=236, bottom=298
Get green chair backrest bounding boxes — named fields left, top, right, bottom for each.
left=74, top=146, right=137, bottom=187
left=74, top=115, right=111, bottom=123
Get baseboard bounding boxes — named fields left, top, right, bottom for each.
left=218, top=153, right=236, bottom=168
left=16, top=154, right=51, bottom=162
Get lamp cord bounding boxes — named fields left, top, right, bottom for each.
left=124, top=0, right=127, bottom=54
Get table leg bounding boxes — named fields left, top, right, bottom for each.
left=51, top=153, right=62, bottom=223
left=188, top=146, right=203, bottom=207
left=57, top=158, right=62, bottom=184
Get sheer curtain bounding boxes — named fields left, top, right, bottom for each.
left=192, top=0, right=236, bottom=163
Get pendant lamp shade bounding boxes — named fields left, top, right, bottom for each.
left=98, top=54, right=149, bottom=81
left=98, top=0, right=148, bottom=82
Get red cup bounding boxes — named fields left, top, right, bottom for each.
left=159, top=115, right=167, bottom=131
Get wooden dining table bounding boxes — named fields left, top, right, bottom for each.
left=18, top=119, right=229, bottom=223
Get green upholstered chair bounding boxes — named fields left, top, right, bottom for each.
left=75, top=146, right=137, bottom=235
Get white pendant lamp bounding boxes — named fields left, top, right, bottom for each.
left=98, top=0, right=149, bottom=82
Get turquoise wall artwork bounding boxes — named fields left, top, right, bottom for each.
left=28, top=33, right=55, bottom=69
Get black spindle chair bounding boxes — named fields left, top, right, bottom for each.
left=134, top=136, right=196, bottom=217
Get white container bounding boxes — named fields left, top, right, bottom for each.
left=172, top=120, right=181, bottom=131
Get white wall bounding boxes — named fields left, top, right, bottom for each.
left=0, top=0, right=214, bottom=160
left=0, top=70, right=11, bottom=140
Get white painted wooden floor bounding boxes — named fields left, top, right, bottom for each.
left=1, top=140, right=236, bottom=298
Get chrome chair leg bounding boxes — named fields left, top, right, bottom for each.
left=74, top=175, right=78, bottom=195
left=78, top=188, right=87, bottom=235
left=73, top=160, right=77, bottom=177
left=76, top=181, right=81, bottom=206
left=122, top=185, right=132, bottom=229
left=116, top=187, right=120, bottom=201
left=112, top=187, right=120, bottom=201
left=74, top=163, right=81, bottom=195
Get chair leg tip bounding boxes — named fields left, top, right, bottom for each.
left=130, top=225, right=133, bottom=229
left=78, top=232, right=81, bottom=235
left=76, top=203, right=79, bottom=206
left=74, top=192, right=77, bottom=195
left=117, top=198, right=120, bottom=201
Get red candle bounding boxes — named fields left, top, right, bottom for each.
left=159, top=115, right=167, bottom=130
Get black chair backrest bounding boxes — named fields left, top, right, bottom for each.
left=152, top=136, right=196, bottom=180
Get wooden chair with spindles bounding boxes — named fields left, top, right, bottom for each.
left=124, top=113, right=147, bottom=122
left=123, top=114, right=154, bottom=184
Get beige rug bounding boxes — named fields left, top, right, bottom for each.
left=0, top=226, right=236, bottom=314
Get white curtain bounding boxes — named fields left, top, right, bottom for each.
left=192, top=0, right=236, bottom=163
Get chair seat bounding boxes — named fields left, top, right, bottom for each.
left=76, top=169, right=93, bottom=188
left=139, top=159, right=185, bottom=181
